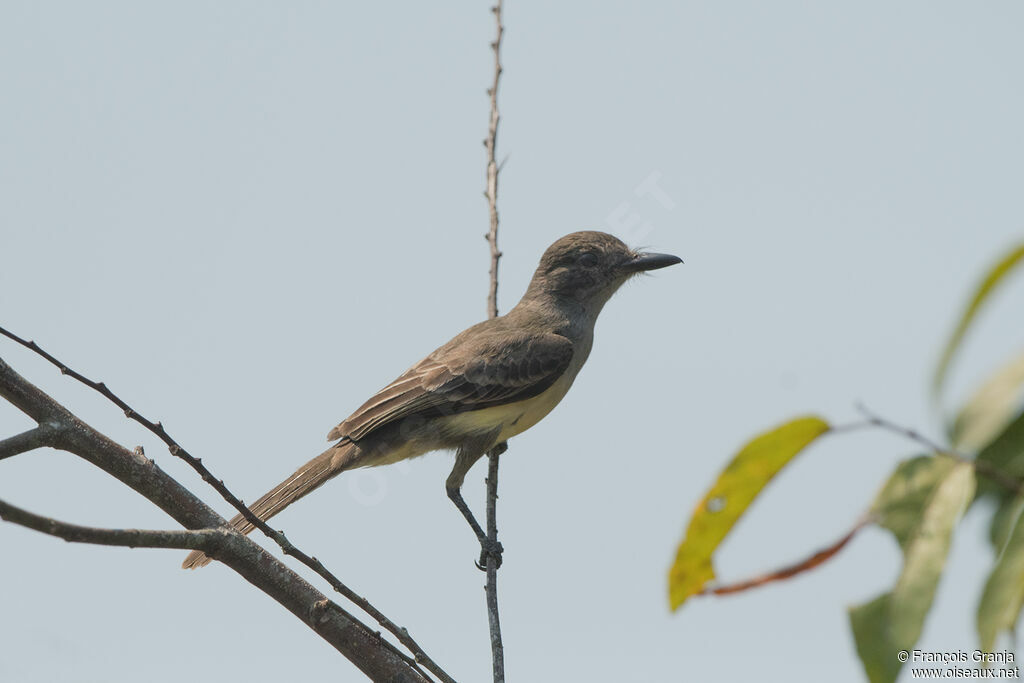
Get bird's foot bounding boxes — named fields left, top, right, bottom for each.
left=475, top=538, right=504, bottom=571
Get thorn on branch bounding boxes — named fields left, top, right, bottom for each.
left=310, top=599, right=332, bottom=626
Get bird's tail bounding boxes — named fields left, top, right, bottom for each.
left=182, top=442, right=356, bottom=569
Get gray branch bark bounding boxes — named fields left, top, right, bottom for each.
left=0, top=498, right=231, bottom=549
left=0, top=324, right=451, bottom=683
left=0, top=424, right=53, bottom=460
left=0, top=356, right=431, bottom=683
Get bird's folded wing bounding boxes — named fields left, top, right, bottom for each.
left=327, top=331, right=574, bottom=442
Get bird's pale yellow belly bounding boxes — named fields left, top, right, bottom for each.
left=441, top=370, right=577, bottom=443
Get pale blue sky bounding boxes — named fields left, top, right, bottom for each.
left=2, top=3, right=1023, bottom=682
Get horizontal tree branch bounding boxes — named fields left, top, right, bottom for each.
left=0, top=497, right=231, bottom=549
left=0, top=355, right=432, bottom=683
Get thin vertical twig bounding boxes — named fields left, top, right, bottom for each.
left=483, top=2, right=506, bottom=682
left=485, top=1, right=503, bottom=322
left=484, top=448, right=504, bottom=681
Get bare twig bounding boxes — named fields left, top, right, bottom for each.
left=855, top=403, right=1024, bottom=498
left=701, top=518, right=869, bottom=596
left=0, top=424, right=54, bottom=460
left=482, top=2, right=506, bottom=682
left=0, top=330, right=452, bottom=683
left=0, top=497, right=230, bottom=550
left=485, top=443, right=505, bottom=680
left=484, top=2, right=503, bottom=321
left=0, top=356, right=430, bottom=682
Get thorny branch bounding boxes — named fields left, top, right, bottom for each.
left=484, top=1, right=504, bottom=323
left=482, top=2, right=507, bottom=682
left=0, top=328, right=452, bottom=683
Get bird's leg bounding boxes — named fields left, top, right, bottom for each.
left=446, top=443, right=503, bottom=569
left=447, top=485, right=503, bottom=569
left=446, top=485, right=486, bottom=544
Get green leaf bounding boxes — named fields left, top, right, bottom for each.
left=849, top=456, right=975, bottom=683
left=850, top=595, right=901, bottom=683
left=989, top=495, right=1024, bottom=554
left=951, top=350, right=1024, bottom=453
left=975, top=410, right=1024, bottom=499
left=888, top=461, right=975, bottom=645
left=668, top=416, right=830, bottom=610
left=978, top=498, right=1024, bottom=651
left=933, top=243, right=1024, bottom=401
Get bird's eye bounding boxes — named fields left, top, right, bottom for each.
left=578, top=252, right=599, bottom=267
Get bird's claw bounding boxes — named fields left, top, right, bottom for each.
left=474, top=538, right=503, bottom=571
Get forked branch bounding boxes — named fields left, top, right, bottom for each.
left=0, top=327, right=454, bottom=683
left=0, top=355, right=435, bottom=683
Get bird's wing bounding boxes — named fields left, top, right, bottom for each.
left=327, top=330, right=574, bottom=442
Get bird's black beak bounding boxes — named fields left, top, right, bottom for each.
left=621, top=251, right=683, bottom=273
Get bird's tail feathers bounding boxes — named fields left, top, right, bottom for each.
left=181, top=443, right=355, bottom=569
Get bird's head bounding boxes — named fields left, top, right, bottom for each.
left=525, top=231, right=682, bottom=310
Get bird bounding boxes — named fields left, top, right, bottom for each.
left=182, top=231, right=681, bottom=569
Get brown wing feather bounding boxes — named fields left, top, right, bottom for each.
left=327, top=330, right=573, bottom=442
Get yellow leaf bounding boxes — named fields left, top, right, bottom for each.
left=668, top=416, right=830, bottom=610
left=951, top=349, right=1024, bottom=452
left=933, top=243, right=1024, bottom=401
